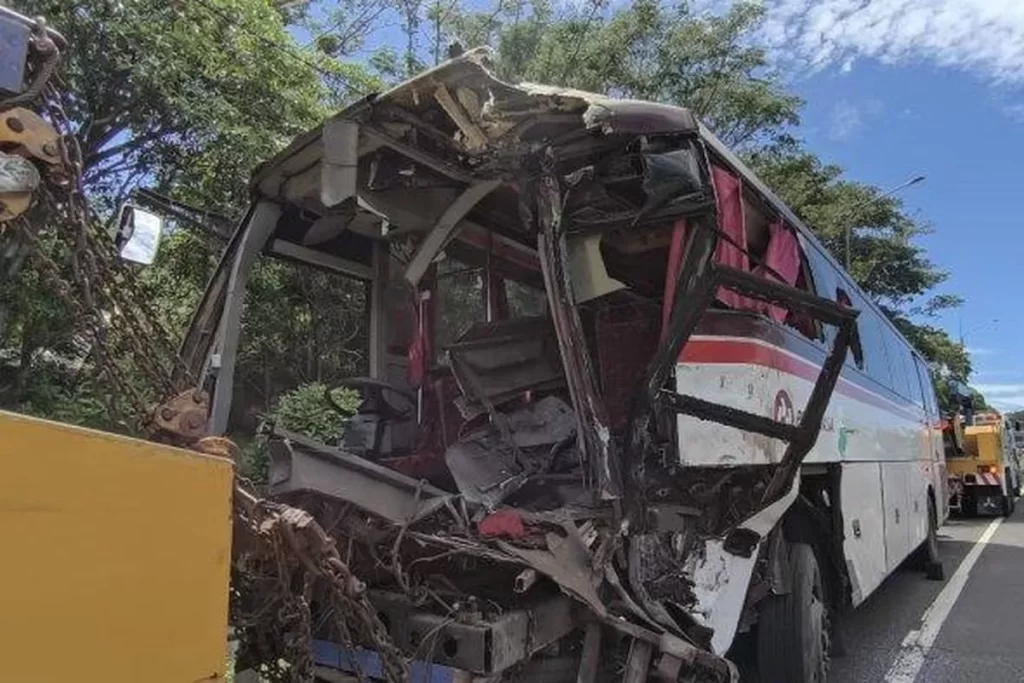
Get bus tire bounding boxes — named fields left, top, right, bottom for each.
left=756, top=542, right=829, bottom=683
left=1005, top=469, right=1017, bottom=515
left=914, top=496, right=944, bottom=581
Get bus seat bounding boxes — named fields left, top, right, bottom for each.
left=445, top=316, right=565, bottom=420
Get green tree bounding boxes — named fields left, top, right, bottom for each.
left=1, top=0, right=365, bottom=426
left=749, top=147, right=949, bottom=311
left=11, top=0, right=337, bottom=209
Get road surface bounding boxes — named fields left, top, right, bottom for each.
left=830, top=506, right=1024, bottom=683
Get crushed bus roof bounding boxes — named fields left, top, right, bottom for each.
left=249, top=44, right=925, bottom=364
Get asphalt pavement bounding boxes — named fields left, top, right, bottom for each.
left=829, top=506, right=1024, bottom=683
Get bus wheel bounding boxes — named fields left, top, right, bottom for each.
left=921, top=497, right=944, bottom=581
left=757, top=542, right=829, bottom=683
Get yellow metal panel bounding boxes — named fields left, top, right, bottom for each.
left=964, top=426, right=1003, bottom=463
left=0, top=411, right=234, bottom=683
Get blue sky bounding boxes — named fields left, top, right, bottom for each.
left=756, top=0, right=1024, bottom=409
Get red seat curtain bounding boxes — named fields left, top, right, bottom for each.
left=753, top=219, right=801, bottom=322
left=407, top=288, right=433, bottom=389
left=711, top=164, right=750, bottom=310
left=661, top=219, right=688, bottom=342
left=660, top=165, right=810, bottom=340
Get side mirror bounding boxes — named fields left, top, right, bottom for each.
left=114, top=204, right=164, bottom=265
left=0, top=11, right=30, bottom=95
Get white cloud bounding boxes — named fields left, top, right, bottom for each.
left=1002, top=103, right=1024, bottom=121
left=975, top=384, right=1024, bottom=410
left=974, top=369, right=1024, bottom=379
left=974, top=383, right=1024, bottom=396
left=988, top=396, right=1024, bottom=411
left=759, top=0, right=1024, bottom=85
left=830, top=100, right=863, bottom=139
left=829, top=98, right=884, bottom=139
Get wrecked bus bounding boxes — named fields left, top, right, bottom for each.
left=150, top=48, right=948, bottom=682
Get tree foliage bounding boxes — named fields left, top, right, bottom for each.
left=2, top=0, right=374, bottom=426
left=13, top=0, right=335, bottom=210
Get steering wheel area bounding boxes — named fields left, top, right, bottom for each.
left=323, top=377, right=416, bottom=422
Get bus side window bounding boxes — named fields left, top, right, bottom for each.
left=857, top=305, right=894, bottom=389
left=836, top=288, right=864, bottom=369
left=907, top=349, right=926, bottom=407
left=881, top=334, right=915, bottom=400
left=906, top=352, right=928, bottom=409
left=922, top=366, right=936, bottom=415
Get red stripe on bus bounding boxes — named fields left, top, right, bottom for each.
left=679, top=338, right=923, bottom=422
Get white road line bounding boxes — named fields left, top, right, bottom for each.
left=882, top=518, right=1003, bottom=683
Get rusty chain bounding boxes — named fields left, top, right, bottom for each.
left=233, top=487, right=410, bottom=683
left=5, top=26, right=409, bottom=683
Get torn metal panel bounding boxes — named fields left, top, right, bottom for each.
left=682, top=474, right=802, bottom=656
left=512, top=82, right=698, bottom=137
left=584, top=99, right=699, bottom=135
left=444, top=396, right=577, bottom=509
left=536, top=173, right=621, bottom=501
left=267, top=427, right=450, bottom=525
left=497, top=529, right=607, bottom=619
left=320, top=119, right=359, bottom=208
left=566, top=234, right=625, bottom=303
left=626, top=533, right=699, bottom=636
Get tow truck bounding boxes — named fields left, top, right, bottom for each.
left=943, top=380, right=1020, bottom=517
left=948, top=408, right=1021, bottom=517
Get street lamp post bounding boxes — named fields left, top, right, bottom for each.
left=843, top=175, right=926, bottom=271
